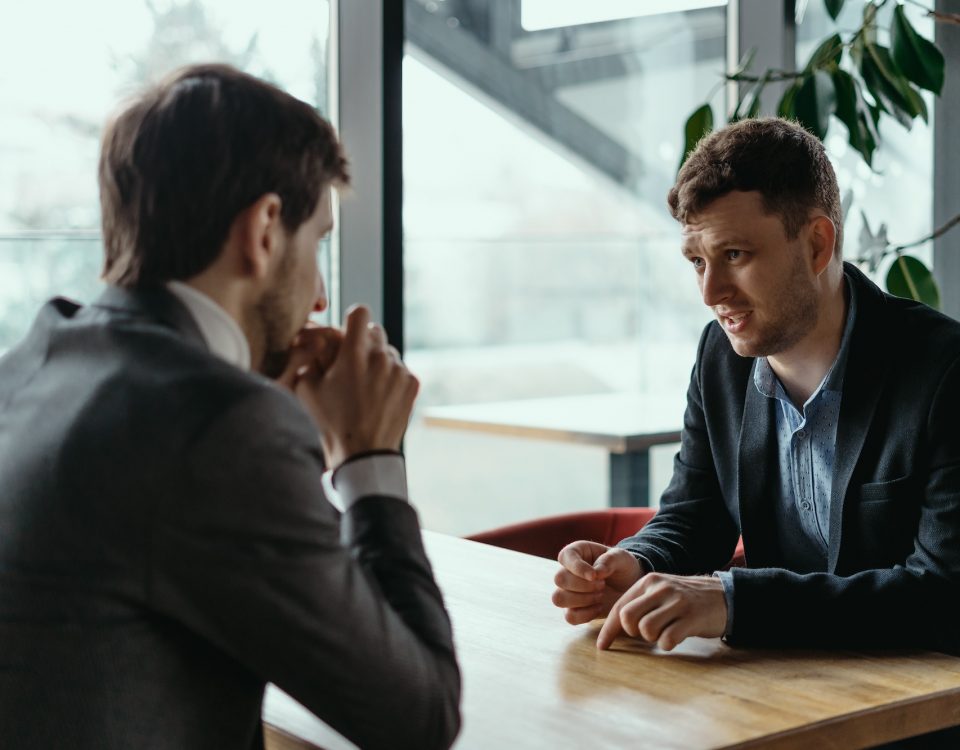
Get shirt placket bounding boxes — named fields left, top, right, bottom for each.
left=787, top=403, right=819, bottom=547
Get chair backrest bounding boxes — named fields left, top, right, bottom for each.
left=467, top=508, right=746, bottom=568
left=466, top=509, right=657, bottom=561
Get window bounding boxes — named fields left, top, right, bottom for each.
left=796, top=0, right=934, bottom=269
left=403, top=0, right=725, bottom=534
left=0, top=0, right=334, bottom=354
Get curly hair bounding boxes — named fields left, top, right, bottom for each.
left=667, top=117, right=842, bottom=256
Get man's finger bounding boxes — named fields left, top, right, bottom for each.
left=554, top=568, right=605, bottom=593
left=593, top=548, right=631, bottom=579
left=656, top=620, right=688, bottom=652
left=275, top=347, right=317, bottom=390
left=367, top=322, right=388, bottom=349
left=342, top=305, right=371, bottom=351
left=296, top=327, right=342, bottom=371
left=551, top=588, right=605, bottom=610
left=564, top=604, right=605, bottom=626
left=634, top=595, right=682, bottom=643
left=596, top=595, right=627, bottom=650
left=557, top=546, right=599, bottom=582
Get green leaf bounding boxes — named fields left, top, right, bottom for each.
left=746, top=85, right=764, bottom=118
left=794, top=71, right=836, bottom=140
left=903, top=81, right=929, bottom=123
left=732, top=47, right=757, bottom=77
left=778, top=81, right=802, bottom=119
left=861, top=43, right=922, bottom=127
left=891, top=4, right=945, bottom=95
left=679, top=104, right=713, bottom=171
left=886, top=255, right=941, bottom=309
left=739, top=72, right=771, bottom=120
left=825, top=0, right=845, bottom=21
left=832, top=70, right=877, bottom=165
left=805, top=33, right=844, bottom=71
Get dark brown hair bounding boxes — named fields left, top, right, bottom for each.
left=99, top=63, right=349, bottom=287
left=667, top=117, right=842, bottom=256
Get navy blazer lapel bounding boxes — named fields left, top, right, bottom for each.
left=737, top=360, right=780, bottom=567
left=827, top=265, right=890, bottom=573
left=92, top=285, right=208, bottom=353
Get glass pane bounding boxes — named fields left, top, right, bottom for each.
left=404, top=0, right=725, bottom=533
left=796, top=0, right=934, bottom=270
left=0, top=0, right=334, bottom=354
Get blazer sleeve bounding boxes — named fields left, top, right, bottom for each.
left=726, top=354, right=960, bottom=652
left=147, top=386, right=460, bottom=750
left=616, top=325, right=741, bottom=574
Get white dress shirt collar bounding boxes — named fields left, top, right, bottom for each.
left=165, top=280, right=251, bottom=370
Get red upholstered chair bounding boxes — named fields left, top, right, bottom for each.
left=467, top=508, right=746, bottom=570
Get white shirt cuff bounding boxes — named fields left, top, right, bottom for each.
left=324, top=454, right=409, bottom=510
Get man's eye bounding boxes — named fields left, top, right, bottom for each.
left=726, top=250, right=741, bottom=261
left=690, top=257, right=704, bottom=269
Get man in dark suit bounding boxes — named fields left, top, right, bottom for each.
left=0, top=64, right=460, bottom=749
left=552, top=118, right=960, bottom=662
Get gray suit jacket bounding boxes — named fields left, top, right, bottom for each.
left=619, top=263, right=960, bottom=653
left=0, top=286, right=461, bottom=749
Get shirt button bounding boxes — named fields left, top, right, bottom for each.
left=801, top=501, right=812, bottom=511
left=796, top=429, right=807, bottom=439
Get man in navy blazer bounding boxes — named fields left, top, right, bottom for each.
left=553, top=118, right=960, bottom=662
left=0, top=65, right=459, bottom=749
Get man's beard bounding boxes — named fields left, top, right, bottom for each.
left=250, top=249, right=301, bottom=378
left=729, top=253, right=819, bottom=358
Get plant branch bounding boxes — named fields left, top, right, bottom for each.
left=893, top=212, right=960, bottom=252
left=902, top=0, right=960, bottom=25
left=726, top=70, right=804, bottom=83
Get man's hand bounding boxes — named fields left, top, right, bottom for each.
left=285, top=305, right=419, bottom=468
left=552, top=541, right=643, bottom=625
left=596, top=573, right=727, bottom=652
left=274, top=324, right=343, bottom=390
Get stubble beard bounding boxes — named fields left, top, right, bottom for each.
left=250, top=248, right=301, bottom=377
left=727, top=255, right=819, bottom=358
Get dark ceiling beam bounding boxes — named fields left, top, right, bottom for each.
left=406, top=1, right=645, bottom=192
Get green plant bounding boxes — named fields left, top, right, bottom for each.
left=679, top=0, right=959, bottom=309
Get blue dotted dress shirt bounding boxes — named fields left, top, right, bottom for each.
left=716, top=279, right=856, bottom=635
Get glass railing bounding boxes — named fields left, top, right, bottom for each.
left=0, top=233, right=104, bottom=354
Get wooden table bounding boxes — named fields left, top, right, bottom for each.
left=263, top=533, right=960, bottom=749
left=422, top=393, right=684, bottom=506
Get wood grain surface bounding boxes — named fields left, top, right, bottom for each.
left=264, top=532, right=960, bottom=749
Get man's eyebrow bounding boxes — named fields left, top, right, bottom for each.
left=687, top=236, right=755, bottom=253
left=713, top=236, right=754, bottom=248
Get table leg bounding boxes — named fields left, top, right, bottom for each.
left=609, top=450, right=650, bottom=507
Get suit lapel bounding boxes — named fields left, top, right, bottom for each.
left=827, top=265, right=890, bottom=573
left=737, top=360, right=781, bottom=567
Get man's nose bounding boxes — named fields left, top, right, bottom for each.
left=313, top=272, right=328, bottom=313
left=700, top=265, right=732, bottom=307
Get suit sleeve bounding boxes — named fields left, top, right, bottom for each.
left=616, top=325, right=741, bottom=574
left=726, top=354, right=960, bottom=652
left=147, top=387, right=460, bottom=750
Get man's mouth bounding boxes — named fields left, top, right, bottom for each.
left=718, top=310, right=751, bottom=334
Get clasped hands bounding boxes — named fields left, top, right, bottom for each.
left=552, top=541, right=728, bottom=651
left=273, top=305, right=418, bottom=469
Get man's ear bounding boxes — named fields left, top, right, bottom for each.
left=235, top=193, right=284, bottom=280
left=808, top=215, right=837, bottom=277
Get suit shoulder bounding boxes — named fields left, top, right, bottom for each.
left=885, top=295, right=960, bottom=365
